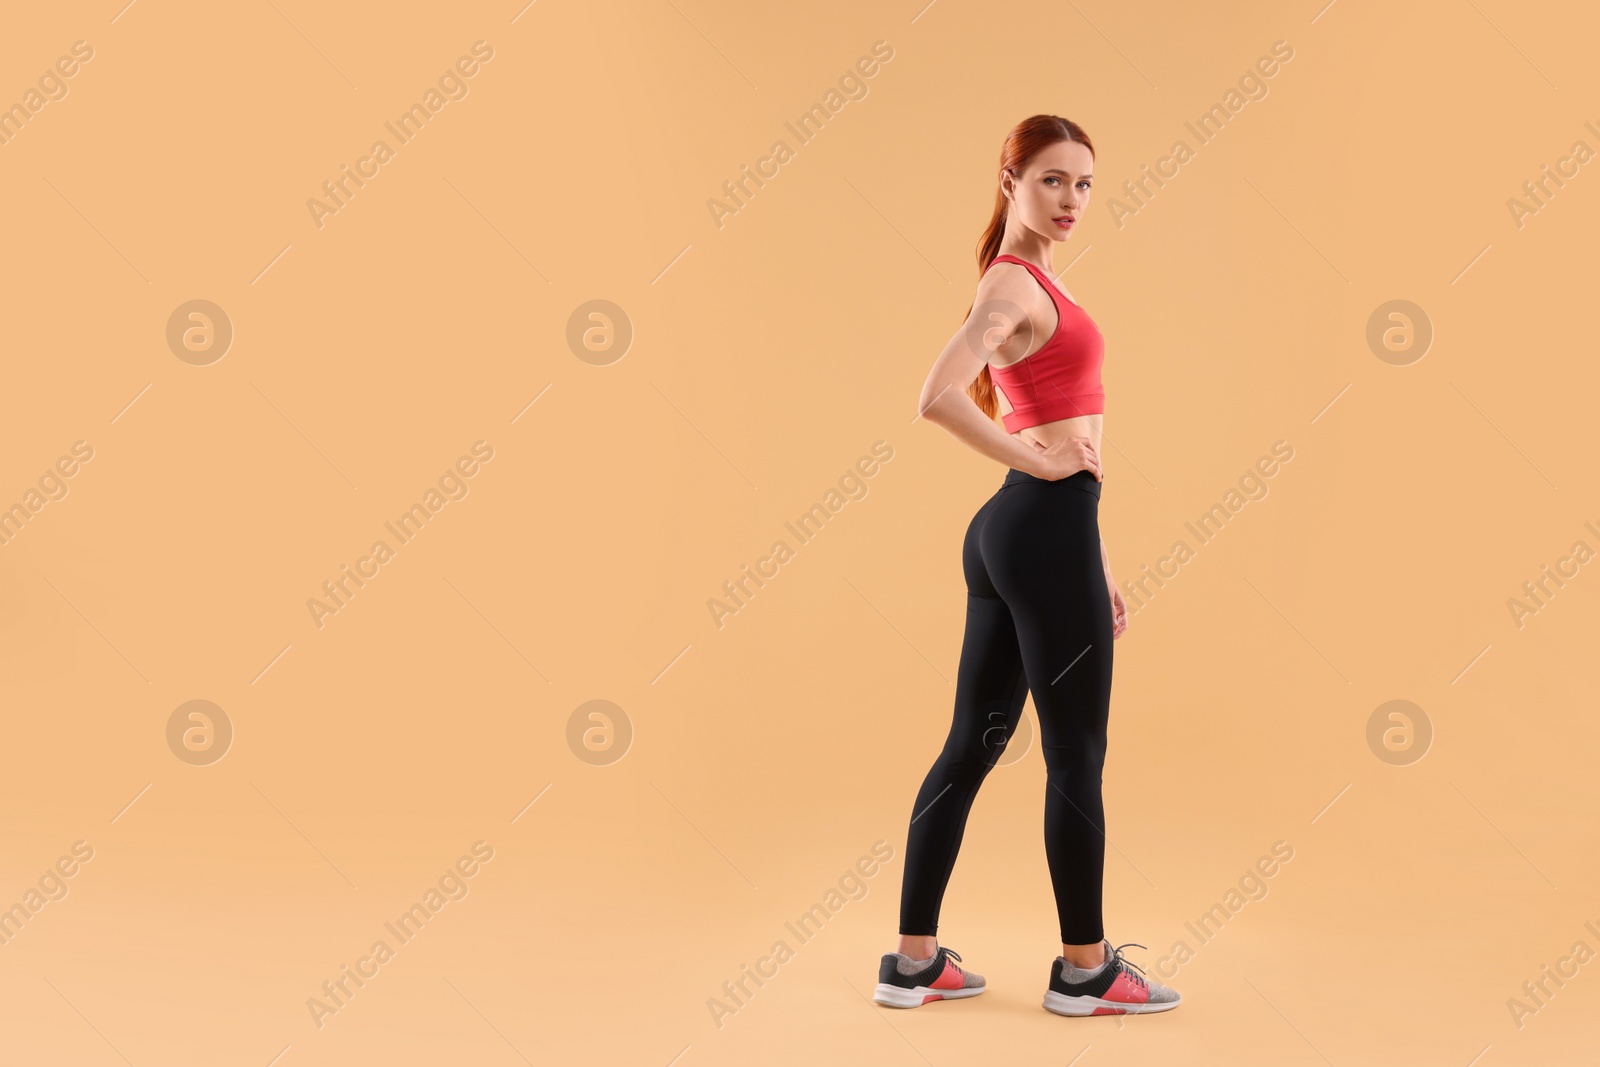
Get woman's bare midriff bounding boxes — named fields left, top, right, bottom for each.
left=1015, top=414, right=1100, bottom=452
left=1001, top=406, right=1103, bottom=474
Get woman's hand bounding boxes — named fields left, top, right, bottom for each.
left=1107, top=575, right=1128, bottom=638
left=1030, top=434, right=1101, bottom=481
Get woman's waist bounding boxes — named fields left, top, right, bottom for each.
left=1001, top=467, right=1102, bottom=495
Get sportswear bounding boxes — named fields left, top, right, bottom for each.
left=983, top=253, right=1105, bottom=433
left=898, top=467, right=1111, bottom=944
left=1042, top=940, right=1182, bottom=1016
left=873, top=946, right=986, bottom=1008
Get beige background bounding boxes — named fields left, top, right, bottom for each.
left=2, top=0, right=1597, bottom=1063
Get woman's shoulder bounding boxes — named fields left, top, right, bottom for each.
left=973, top=257, right=1055, bottom=331
left=977, top=256, right=1041, bottom=299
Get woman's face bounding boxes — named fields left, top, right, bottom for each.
left=1004, top=140, right=1094, bottom=242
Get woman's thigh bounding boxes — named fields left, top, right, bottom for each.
left=979, top=482, right=1113, bottom=749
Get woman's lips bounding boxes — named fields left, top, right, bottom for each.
left=1054, top=216, right=1075, bottom=228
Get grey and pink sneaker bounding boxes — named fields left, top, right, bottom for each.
left=1042, top=940, right=1180, bottom=1016
left=873, top=946, right=986, bottom=1008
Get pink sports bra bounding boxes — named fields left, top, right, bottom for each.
left=982, top=253, right=1105, bottom=433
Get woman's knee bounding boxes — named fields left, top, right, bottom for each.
left=929, top=724, right=1014, bottom=784
left=1039, top=736, right=1107, bottom=780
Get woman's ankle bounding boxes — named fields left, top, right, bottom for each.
left=1060, top=940, right=1106, bottom=968
left=897, top=934, right=938, bottom=959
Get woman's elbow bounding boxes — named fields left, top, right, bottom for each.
left=916, top=383, right=958, bottom=423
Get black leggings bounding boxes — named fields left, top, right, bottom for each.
left=897, top=466, right=1113, bottom=946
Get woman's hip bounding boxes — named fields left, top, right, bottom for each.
left=965, top=470, right=1102, bottom=590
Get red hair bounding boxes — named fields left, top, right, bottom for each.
left=967, top=115, right=1096, bottom=421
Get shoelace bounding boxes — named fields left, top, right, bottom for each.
left=1106, top=941, right=1148, bottom=989
left=941, top=947, right=963, bottom=972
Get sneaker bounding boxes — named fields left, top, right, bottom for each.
left=873, top=945, right=986, bottom=1008
left=1042, top=939, right=1180, bottom=1016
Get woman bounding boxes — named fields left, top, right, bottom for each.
left=872, top=115, right=1180, bottom=1017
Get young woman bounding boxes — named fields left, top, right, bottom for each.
left=872, top=115, right=1180, bottom=1017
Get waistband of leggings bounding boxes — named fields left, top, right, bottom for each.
left=1002, top=467, right=1102, bottom=492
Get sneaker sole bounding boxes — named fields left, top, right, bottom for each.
left=1042, top=989, right=1180, bottom=1016
left=873, top=983, right=986, bottom=1008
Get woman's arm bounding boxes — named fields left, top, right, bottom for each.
left=915, top=274, right=1055, bottom=476
left=918, top=380, right=1053, bottom=476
